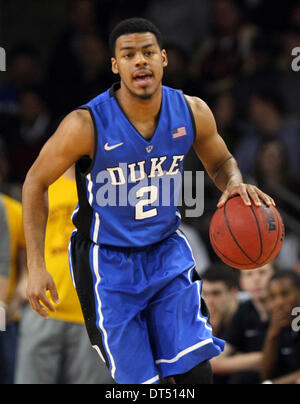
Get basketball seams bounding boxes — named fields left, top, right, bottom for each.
left=223, top=199, right=260, bottom=266
left=209, top=230, right=256, bottom=268
left=249, top=205, right=263, bottom=262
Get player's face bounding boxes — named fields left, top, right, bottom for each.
left=111, top=32, right=168, bottom=100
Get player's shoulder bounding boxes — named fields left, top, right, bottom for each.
left=60, top=108, right=94, bottom=136
left=184, top=94, right=212, bottom=117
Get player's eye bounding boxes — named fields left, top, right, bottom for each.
left=144, top=51, right=153, bottom=56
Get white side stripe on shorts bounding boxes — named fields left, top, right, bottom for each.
left=92, top=244, right=117, bottom=379
left=155, top=339, right=213, bottom=365
left=92, top=345, right=106, bottom=363
left=196, top=280, right=213, bottom=331
left=142, top=375, right=160, bottom=384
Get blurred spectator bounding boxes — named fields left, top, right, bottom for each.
left=15, top=168, right=114, bottom=384
left=235, top=90, right=300, bottom=183
left=75, top=33, right=114, bottom=105
left=202, top=264, right=240, bottom=384
left=202, top=264, right=239, bottom=340
left=261, top=270, right=300, bottom=384
left=163, top=45, right=199, bottom=95
left=190, top=0, right=255, bottom=95
left=0, top=192, right=26, bottom=384
left=146, top=0, right=209, bottom=54
left=232, top=33, right=281, bottom=118
left=46, top=0, right=100, bottom=116
left=253, top=138, right=300, bottom=213
left=0, top=45, right=41, bottom=117
left=211, top=263, right=275, bottom=384
left=251, top=138, right=300, bottom=271
left=0, top=140, right=21, bottom=200
left=3, top=87, right=54, bottom=183
left=212, top=92, right=243, bottom=152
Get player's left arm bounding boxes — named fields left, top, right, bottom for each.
left=185, top=95, right=275, bottom=208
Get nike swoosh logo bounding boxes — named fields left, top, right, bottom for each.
left=104, top=142, right=124, bottom=151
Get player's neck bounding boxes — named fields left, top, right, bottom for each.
left=116, top=83, right=162, bottom=124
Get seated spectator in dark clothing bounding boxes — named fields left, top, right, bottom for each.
left=211, top=263, right=275, bottom=384
left=262, top=271, right=300, bottom=384
left=253, top=138, right=300, bottom=216
left=212, top=91, right=244, bottom=152
left=202, top=264, right=239, bottom=340
left=235, top=90, right=300, bottom=183
left=202, top=264, right=239, bottom=384
left=250, top=138, right=300, bottom=272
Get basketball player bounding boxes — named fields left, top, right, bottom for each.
left=23, top=18, right=275, bottom=384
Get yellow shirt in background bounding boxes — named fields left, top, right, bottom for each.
left=45, top=175, right=83, bottom=324
left=1, top=194, right=25, bottom=301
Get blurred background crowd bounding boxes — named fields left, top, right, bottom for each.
left=0, top=0, right=300, bottom=384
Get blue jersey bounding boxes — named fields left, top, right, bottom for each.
left=73, top=82, right=196, bottom=247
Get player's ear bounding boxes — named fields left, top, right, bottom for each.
left=161, top=49, right=168, bottom=68
left=111, top=57, right=119, bottom=75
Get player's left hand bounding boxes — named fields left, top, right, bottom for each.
left=217, top=182, right=276, bottom=208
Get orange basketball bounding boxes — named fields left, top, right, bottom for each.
left=209, top=196, right=285, bottom=270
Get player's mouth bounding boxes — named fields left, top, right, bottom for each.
left=132, top=70, right=154, bottom=87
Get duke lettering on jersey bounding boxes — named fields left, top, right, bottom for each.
left=107, top=155, right=184, bottom=185
left=73, top=82, right=196, bottom=247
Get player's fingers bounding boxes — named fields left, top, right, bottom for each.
left=217, top=190, right=230, bottom=208
left=246, top=185, right=262, bottom=207
left=254, top=187, right=275, bottom=206
left=236, top=184, right=251, bottom=206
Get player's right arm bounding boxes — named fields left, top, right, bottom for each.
left=22, top=109, right=94, bottom=318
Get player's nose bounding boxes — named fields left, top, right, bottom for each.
left=134, top=51, right=147, bottom=66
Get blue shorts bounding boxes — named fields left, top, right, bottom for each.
left=69, top=229, right=225, bottom=384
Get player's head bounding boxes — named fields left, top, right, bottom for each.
left=202, top=264, right=239, bottom=318
left=109, top=18, right=168, bottom=100
left=268, top=270, right=300, bottom=314
left=239, top=262, right=276, bottom=302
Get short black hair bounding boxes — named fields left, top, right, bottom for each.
left=109, top=17, right=163, bottom=57
left=202, top=264, right=240, bottom=290
left=270, top=270, right=300, bottom=290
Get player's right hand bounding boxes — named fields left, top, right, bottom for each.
left=27, top=269, right=60, bottom=318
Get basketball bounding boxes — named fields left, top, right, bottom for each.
left=209, top=196, right=285, bottom=270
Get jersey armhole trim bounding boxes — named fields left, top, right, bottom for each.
left=183, top=96, right=197, bottom=142
left=76, top=106, right=98, bottom=176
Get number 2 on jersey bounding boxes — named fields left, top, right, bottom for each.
left=135, top=186, right=158, bottom=220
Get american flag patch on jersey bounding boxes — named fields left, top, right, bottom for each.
left=173, top=126, right=187, bottom=139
